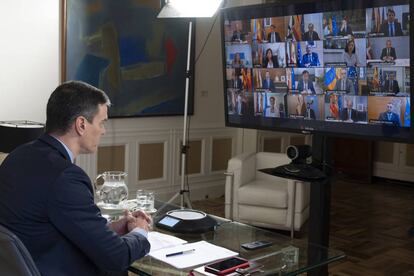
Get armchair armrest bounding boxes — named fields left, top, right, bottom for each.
left=226, top=152, right=257, bottom=189
left=225, top=152, right=256, bottom=219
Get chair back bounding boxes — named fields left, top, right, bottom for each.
left=0, top=224, right=41, bottom=276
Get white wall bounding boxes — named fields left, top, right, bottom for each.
left=0, top=0, right=60, bottom=123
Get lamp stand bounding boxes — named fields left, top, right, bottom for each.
left=164, top=20, right=193, bottom=210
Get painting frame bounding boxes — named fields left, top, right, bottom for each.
left=61, top=0, right=195, bottom=118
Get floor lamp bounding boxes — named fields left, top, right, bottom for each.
left=155, top=0, right=223, bottom=233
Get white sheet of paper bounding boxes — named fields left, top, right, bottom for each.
left=147, top=231, right=187, bottom=254
left=149, top=241, right=238, bottom=269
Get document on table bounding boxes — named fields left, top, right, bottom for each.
left=147, top=231, right=187, bottom=254
left=149, top=240, right=238, bottom=269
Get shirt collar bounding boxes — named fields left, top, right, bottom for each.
left=51, top=136, right=75, bottom=163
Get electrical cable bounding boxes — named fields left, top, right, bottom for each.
left=194, top=13, right=219, bottom=65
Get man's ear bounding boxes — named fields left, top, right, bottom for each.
left=74, top=116, right=87, bottom=136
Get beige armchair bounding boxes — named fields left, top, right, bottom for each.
left=225, top=152, right=310, bottom=236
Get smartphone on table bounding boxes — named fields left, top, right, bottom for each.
left=204, top=257, right=249, bottom=275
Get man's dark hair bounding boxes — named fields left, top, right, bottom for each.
left=45, top=81, right=110, bottom=134
left=387, top=9, right=395, bottom=16
left=302, top=70, right=309, bottom=75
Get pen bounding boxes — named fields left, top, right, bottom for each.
left=166, top=248, right=195, bottom=257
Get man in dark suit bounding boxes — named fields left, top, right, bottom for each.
left=334, top=68, right=356, bottom=94
left=380, top=9, right=403, bottom=36
left=383, top=73, right=400, bottom=94
left=340, top=97, right=359, bottom=122
left=378, top=102, right=401, bottom=126
left=0, top=81, right=151, bottom=276
left=296, top=70, right=316, bottom=94
left=267, top=24, right=282, bottom=43
left=262, top=71, right=275, bottom=90
left=380, top=40, right=397, bottom=61
left=338, top=18, right=353, bottom=36
left=302, top=23, right=320, bottom=41
left=301, top=45, right=320, bottom=67
left=305, top=101, right=316, bottom=119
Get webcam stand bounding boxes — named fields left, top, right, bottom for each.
left=259, top=134, right=333, bottom=276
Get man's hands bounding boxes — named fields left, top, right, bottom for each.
left=128, top=210, right=152, bottom=232
left=108, top=209, right=152, bottom=236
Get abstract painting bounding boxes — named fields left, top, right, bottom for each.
left=63, top=0, right=194, bottom=117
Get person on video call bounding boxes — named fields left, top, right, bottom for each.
left=0, top=81, right=151, bottom=276
left=342, top=39, right=360, bottom=66
left=380, top=40, right=397, bottom=62
left=263, top=48, right=279, bottom=68
left=380, top=9, right=403, bottom=36
left=305, top=100, right=316, bottom=119
left=295, top=94, right=307, bottom=116
left=340, top=97, right=358, bottom=122
left=338, top=17, right=353, bottom=36
left=297, top=70, right=316, bottom=94
left=231, top=52, right=244, bottom=68
left=231, top=23, right=245, bottom=42
left=264, top=96, right=280, bottom=117
left=267, top=24, right=282, bottom=43
left=262, top=70, right=275, bottom=90
left=383, top=73, right=400, bottom=94
left=378, top=102, right=401, bottom=126
left=334, top=68, right=356, bottom=94
left=302, top=45, right=320, bottom=67
left=302, top=23, right=320, bottom=41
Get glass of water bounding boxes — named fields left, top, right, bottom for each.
left=136, top=190, right=155, bottom=212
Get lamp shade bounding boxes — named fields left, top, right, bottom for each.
left=158, top=0, right=223, bottom=18
left=0, top=121, right=44, bottom=153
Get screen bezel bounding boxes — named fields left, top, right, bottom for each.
left=220, top=0, right=414, bottom=143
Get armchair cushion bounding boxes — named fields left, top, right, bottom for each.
left=238, top=180, right=288, bottom=209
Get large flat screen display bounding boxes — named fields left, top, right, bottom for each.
left=221, top=0, right=413, bottom=142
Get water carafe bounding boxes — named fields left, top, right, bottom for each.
left=96, top=171, right=128, bottom=209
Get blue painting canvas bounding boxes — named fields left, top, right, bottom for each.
left=65, top=0, right=194, bottom=117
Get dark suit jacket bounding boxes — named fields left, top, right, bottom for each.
left=0, top=134, right=150, bottom=276
left=262, top=78, right=275, bottom=90
left=301, top=52, right=320, bottom=67
left=340, top=108, right=359, bottom=121
left=334, top=79, right=356, bottom=94
left=263, top=56, right=279, bottom=68
left=383, top=80, right=400, bottom=93
left=231, top=31, right=245, bottom=42
left=305, top=108, right=316, bottom=119
left=378, top=112, right=401, bottom=126
left=302, top=31, right=320, bottom=41
left=267, top=31, right=282, bottom=42
left=296, top=80, right=316, bottom=94
left=380, top=21, right=403, bottom=36
left=380, top=47, right=397, bottom=60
